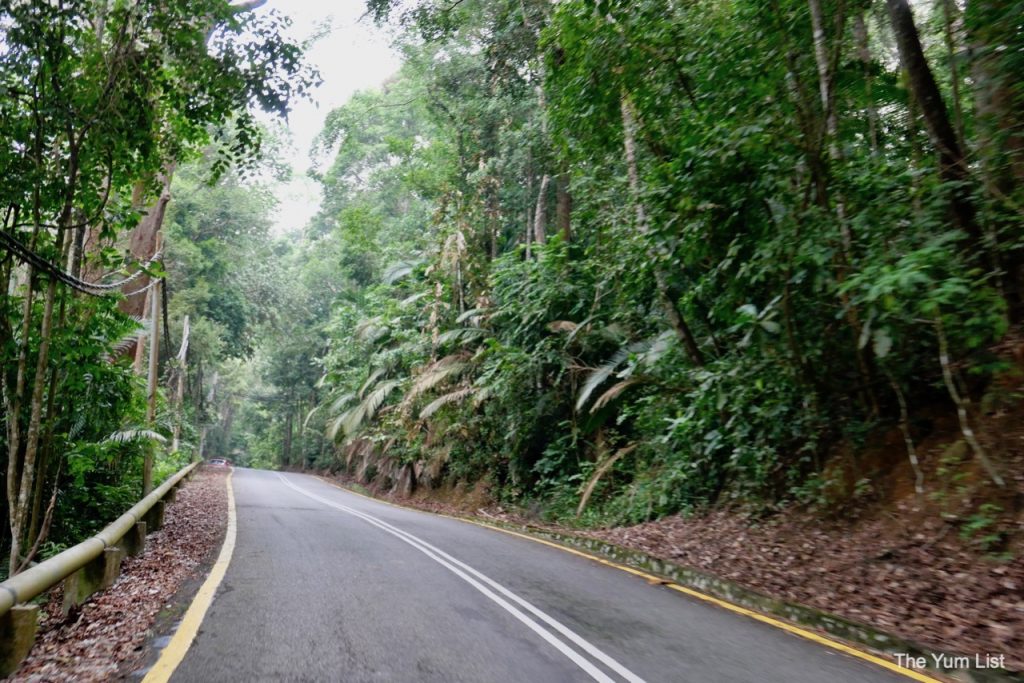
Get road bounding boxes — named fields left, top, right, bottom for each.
left=168, top=468, right=914, bottom=683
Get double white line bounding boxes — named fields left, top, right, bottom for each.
left=277, top=474, right=647, bottom=683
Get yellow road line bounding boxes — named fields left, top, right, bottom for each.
left=143, top=469, right=237, bottom=683
left=315, top=475, right=943, bottom=683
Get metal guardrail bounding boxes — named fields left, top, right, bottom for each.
left=0, top=461, right=199, bottom=674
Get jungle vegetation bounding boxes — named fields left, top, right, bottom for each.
left=0, top=0, right=316, bottom=575
left=1, top=0, right=1022, bottom=578
left=269, top=0, right=1021, bottom=524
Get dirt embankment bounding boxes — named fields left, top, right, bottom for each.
left=11, top=467, right=228, bottom=683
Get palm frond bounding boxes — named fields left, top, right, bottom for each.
left=404, top=355, right=468, bottom=404
left=577, top=444, right=637, bottom=517
left=456, top=307, right=490, bottom=325
left=359, top=369, right=387, bottom=398
left=400, top=291, right=430, bottom=308
left=329, top=391, right=358, bottom=414
left=355, top=317, right=391, bottom=344
left=473, top=385, right=493, bottom=407
left=101, top=328, right=145, bottom=363
left=329, top=379, right=402, bottom=440
left=303, top=405, right=322, bottom=430
left=326, top=413, right=347, bottom=441
left=575, top=347, right=632, bottom=412
left=437, top=327, right=486, bottom=346
left=383, top=260, right=420, bottom=284
left=640, top=330, right=676, bottom=367
left=104, top=429, right=167, bottom=445
left=420, top=387, right=476, bottom=418
left=590, top=378, right=642, bottom=413
left=548, top=320, right=578, bottom=333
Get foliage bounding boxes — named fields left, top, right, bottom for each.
left=0, top=0, right=315, bottom=561
left=276, top=0, right=1023, bottom=526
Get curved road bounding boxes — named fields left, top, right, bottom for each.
left=168, top=468, right=914, bottom=682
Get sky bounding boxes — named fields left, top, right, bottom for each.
left=253, top=0, right=402, bottom=234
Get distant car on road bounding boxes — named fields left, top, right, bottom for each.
left=207, top=458, right=231, bottom=467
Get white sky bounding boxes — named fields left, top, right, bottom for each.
left=254, top=0, right=401, bottom=234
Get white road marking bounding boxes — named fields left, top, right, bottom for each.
left=277, top=473, right=646, bottom=683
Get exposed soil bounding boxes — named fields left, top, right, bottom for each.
left=10, top=467, right=229, bottom=683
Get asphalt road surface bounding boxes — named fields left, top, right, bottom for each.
left=170, top=468, right=914, bottom=683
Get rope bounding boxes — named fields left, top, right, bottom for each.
left=0, top=228, right=162, bottom=297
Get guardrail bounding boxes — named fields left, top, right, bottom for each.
left=0, top=461, right=199, bottom=676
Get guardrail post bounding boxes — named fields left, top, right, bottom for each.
left=165, top=485, right=177, bottom=505
left=0, top=604, right=38, bottom=677
left=124, top=521, right=147, bottom=557
left=100, top=547, right=124, bottom=589
left=145, top=500, right=165, bottom=532
left=0, top=461, right=196, bottom=657
left=61, top=547, right=123, bottom=616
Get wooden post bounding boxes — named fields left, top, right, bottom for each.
left=143, top=245, right=161, bottom=494
left=133, top=288, right=150, bottom=375
left=171, top=315, right=189, bottom=453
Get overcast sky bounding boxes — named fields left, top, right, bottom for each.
left=255, top=0, right=401, bottom=233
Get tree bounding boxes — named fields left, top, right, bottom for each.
left=0, top=0, right=315, bottom=574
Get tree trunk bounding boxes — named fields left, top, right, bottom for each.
left=171, top=315, right=190, bottom=453
left=620, top=94, right=705, bottom=367
left=143, top=278, right=160, bottom=495
left=808, top=0, right=840, bottom=159
left=5, top=268, right=34, bottom=559
left=853, top=12, right=879, bottom=155
left=886, top=0, right=978, bottom=242
left=533, top=174, right=550, bottom=245
left=296, top=401, right=306, bottom=470
left=283, top=410, right=294, bottom=468
left=967, top=0, right=1024, bottom=316
left=524, top=167, right=534, bottom=259
left=556, top=172, right=572, bottom=242
left=941, top=0, right=967, bottom=152
left=121, top=167, right=174, bottom=320
left=10, top=275, right=58, bottom=575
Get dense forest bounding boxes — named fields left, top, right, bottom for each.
left=244, top=0, right=1019, bottom=526
left=0, top=0, right=317, bottom=576
left=2, top=0, right=1022, bottom=581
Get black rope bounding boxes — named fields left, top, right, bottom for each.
left=0, top=228, right=162, bottom=297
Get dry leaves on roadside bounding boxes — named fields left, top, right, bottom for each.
left=10, top=468, right=228, bottom=683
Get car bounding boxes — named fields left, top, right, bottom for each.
left=207, top=458, right=231, bottom=467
